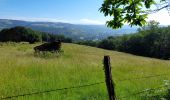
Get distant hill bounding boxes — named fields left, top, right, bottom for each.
left=0, top=19, right=138, bottom=40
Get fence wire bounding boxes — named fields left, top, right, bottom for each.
left=115, top=72, right=170, bottom=99
left=0, top=81, right=105, bottom=100
left=2, top=72, right=170, bottom=100
left=1, top=71, right=170, bottom=99
left=119, top=84, right=169, bottom=99
left=117, top=72, right=170, bottom=82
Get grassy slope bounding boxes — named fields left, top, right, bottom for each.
left=0, top=43, right=170, bottom=100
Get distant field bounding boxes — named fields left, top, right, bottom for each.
left=0, top=42, right=170, bottom=100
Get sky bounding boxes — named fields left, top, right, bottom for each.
left=0, top=0, right=170, bottom=25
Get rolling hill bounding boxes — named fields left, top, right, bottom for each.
left=0, top=19, right=137, bottom=40
left=0, top=42, right=169, bottom=100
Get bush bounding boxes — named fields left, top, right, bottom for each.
left=34, top=50, right=63, bottom=59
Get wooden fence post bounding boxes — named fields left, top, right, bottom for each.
left=103, top=56, right=116, bottom=100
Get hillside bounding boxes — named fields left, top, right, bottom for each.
left=0, top=42, right=170, bottom=100
left=0, top=19, right=137, bottom=40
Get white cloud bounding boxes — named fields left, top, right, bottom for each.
left=79, top=18, right=105, bottom=25
left=147, top=9, right=170, bottom=25
left=0, top=17, right=107, bottom=25
left=0, top=16, right=70, bottom=23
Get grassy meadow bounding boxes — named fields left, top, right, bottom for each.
left=0, top=42, right=170, bottom=100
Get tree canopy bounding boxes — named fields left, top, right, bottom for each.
left=100, top=0, right=169, bottom=29
left=0, top=26, right=72, bottom=43
left=77, top=22, right=170, bottom=60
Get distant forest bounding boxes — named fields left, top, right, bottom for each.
left=77, top=21, right=170, bottom=60
left=0, top=26, right=72, bottom=43
left=1, top=23, right=170, bottom=60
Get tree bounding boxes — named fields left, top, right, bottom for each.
left=98, top=38, right=116, bottom=50
left=0, top=26, right=42, bottom=43
left=137, top=20, right=160, bottom=32
left=100, top=0, right=170, bottom=29
left=0, top=26, right=73, bottom=43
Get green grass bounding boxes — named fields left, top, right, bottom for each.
left=0, top=42, right=170, bottom=100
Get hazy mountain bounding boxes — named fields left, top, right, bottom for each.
left=0, top=19, right=138, bottom=40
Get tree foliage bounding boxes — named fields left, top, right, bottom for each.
left=0, top=26, right=42, bottom=43
left=100, top=0, right=168, bottom=28
left=98, top=23, right=170, bottom=59
left=77, top=21, right=170, bottom=60
left=76, top=40, right=99, bottom=47
left=0, top=26, right=72, bottom=43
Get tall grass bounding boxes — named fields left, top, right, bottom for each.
left=0, top=42, right=170, bottom=100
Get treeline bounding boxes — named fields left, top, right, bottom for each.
left=0, top=26, right=72, bottom=43
left=77, top=21, right=170, bottom=60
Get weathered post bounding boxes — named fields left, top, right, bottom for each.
left=103, top=56, right=116, bottom=100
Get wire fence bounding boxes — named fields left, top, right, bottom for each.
left=2, top=72, right=170, bottom=100
left=117, top=72, right=170, bottom=82
left=119, top=84, right=169, bottom=99
left=116, top=72, right=170, bottom=99
left=0, top=81, right=105, bottom=100
left=1, top=59, right=170, bottom=100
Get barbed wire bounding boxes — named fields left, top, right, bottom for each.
left=113, top=72, right=170, bottom=99
left=116, top=72, right=170, bottom=82
left=2, top=72, right=168, bottom=99
left=0, top=81, right=105, bottom=100
left=119, top=84, right=169, bottom=99
left=1, top=70, right=170, bottom=99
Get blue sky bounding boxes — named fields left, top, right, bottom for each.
left=0, top=0, right=170, bottom=25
